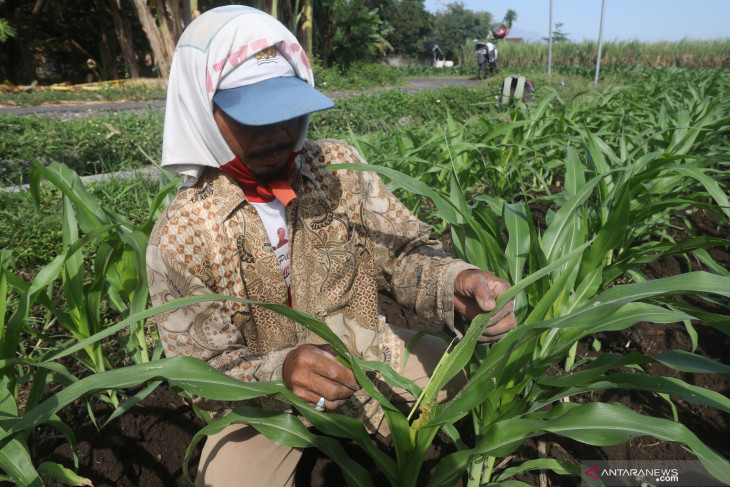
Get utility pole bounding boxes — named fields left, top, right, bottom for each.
left=547, top=0, right=553, bottom=74
left=594, top=0, right=606, bottom=87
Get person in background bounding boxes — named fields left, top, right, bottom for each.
left=146, top=6, right=515, bottom=486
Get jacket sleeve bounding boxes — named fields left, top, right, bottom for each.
left=334, top=143, right=478, bottom=330
left=146, top=241, right=293, bottom=411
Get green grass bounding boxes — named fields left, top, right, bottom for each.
left=0, top=174, right=162, bottom=273
left=312, top=59, right=406, bottom=91
left=0, top=108, right=163, bottom=186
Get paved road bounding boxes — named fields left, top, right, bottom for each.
left=0, top=78, right=481, bottom=118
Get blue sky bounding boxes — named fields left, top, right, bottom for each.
left=423, top=0, right=730, bottom=42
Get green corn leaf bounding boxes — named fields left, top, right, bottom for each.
left=536, top=347, right=730, bottom=391
left=184, top=406, right=374, bottom=487
left=654, top=349, right=730, bottom=375
left=104, top=380, right=162, bottom=428
left=139, top=179, right=179, bottom=234
left=37, top=462, right=92, bottom=486
left=538, top=373, right=730, bottom=414
left=564, top=266, right=603, bottom=315
left=525, top=250, right=583, bottom=325
left=471, top=203, right=510, bottom=277
left=0, top=263, right=6, bottom=344
left=540, top=172, right=604, bottom=262
left=45, top=414, right=80, bottom=470
left=431, top=402, right=729, bottom=486
left=429, top=272, right=728, bottom=428
left=2, top=253, right=65, bottom=361
left=0, top=356, right=287, bottom=446
left=576, top=185, right=630, bottom=283
left=603, top=236, right=730, bottom=284
left=504, top=202, right=530, bottom=286
left=663, top=300, right=730, bottom=334
left=325, top=163, right=461, bottom=224
left=494, top=458, right=585, bottom=481
left=414, top=242, right=592, bottom=427
left=692, top=249, right=730, bottom=277
left=564, top=145, right=586, bottom=196
left=30, top=159, right=105, bottom=231
left=0, top=429, right=42, bottom=487
left=357, top=359, right=422, bottom=400
left=668, top=164, right=730, bottom=220
left=0, top=378, right=42, bottom=487
left=61, top=195, right=92, bottom=346
left=295, top=398, right=399, bottom=483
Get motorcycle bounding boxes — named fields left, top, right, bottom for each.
left=474, top=40, right=498, bottom=79
left=474, top=25, right=506, bottom=79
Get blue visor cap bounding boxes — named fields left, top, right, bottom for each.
left=213, top=76, right=334, bottom=126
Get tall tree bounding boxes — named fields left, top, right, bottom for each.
left=431, top=2, right=491, bottom=63
left=108, top=0, right=140, bottom=78
left=127, top=0, right=185, bottom=79
left=7, top=0, right=43, bottom=82
left=381, top=0, right=433, bottom=58
left=503, top=8, right=516, bottom=35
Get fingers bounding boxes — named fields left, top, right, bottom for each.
left=454, top=269, right=517, bottom=339
left=482, top=302, right=516, bottom=338
left=454, top=269, right=511, bottom=319
left=283, top=344, right=359, bottom=411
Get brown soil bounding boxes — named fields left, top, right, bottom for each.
left=29, top=208, right=729, bottom=487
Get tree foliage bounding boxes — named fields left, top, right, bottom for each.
left=322, top=0, right=392, bottom=67
left=503, top=8, right=516, bottom=35
left=381, top=0, right=433, bottom=58
left=544, top=22, right=570, bottom=43
left=0, top=0, right=505, bottom=83
left=431, top=2, right=492, bottom=62
left=0, top=0, right=157, bottom=84
left=503, top=9, right=516, bottom=29
left=0, top=0, right=15, bottom=43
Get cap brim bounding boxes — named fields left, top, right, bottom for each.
left=213, top=77, right=334, bottom=126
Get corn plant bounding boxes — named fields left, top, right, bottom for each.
left=1, top=270, right=728, bottom=486
left=2, top=66, right=729, bottom=485
left=9, top=148, right=728, bottom=486
left=324, top=155, right=729, bottom=485
left=0, top=250, right=95, bottom=486
left=0, top=161, right=177, bottom=486
left=320, top=66, right=729, bottom=483
left=26, top=160, right=178, bottom=367
left=0, top=174, right=728, bottom=486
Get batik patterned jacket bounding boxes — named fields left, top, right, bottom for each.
left=146, top=139, right=475, bottom=431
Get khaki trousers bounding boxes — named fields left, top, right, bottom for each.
left=195, top=327, right=465, bottom=487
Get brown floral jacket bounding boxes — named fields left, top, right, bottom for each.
left=146, top=139, right=475, bottom=430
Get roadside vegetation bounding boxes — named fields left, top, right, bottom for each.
left=1, top=59, right=728, bottom=486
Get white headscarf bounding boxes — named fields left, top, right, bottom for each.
left=161, top=6, right=315, bottom=184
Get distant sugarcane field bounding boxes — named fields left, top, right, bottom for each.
left=465, top=39, right=730, bottom=69
left=1, top=50, right=729, bottom=487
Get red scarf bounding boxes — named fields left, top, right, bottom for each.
left=220, top=152, right=299, bottom=206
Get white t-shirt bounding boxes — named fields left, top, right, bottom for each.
left=250, top=199, right=291, bottom=288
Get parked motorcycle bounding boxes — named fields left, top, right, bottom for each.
left=474, top=39, right=498, bottom=79
left=474, top=26, right=506, bottom=80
